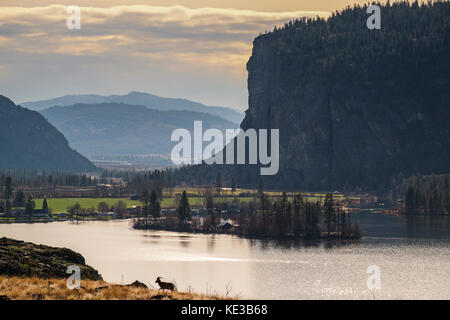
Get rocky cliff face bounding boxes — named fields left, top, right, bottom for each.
left=0, top=237, right=102, bottom=280
left=241, top=3, right=450, bottom=190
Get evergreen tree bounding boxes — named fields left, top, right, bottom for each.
left=3, top=176, right=12, bottom=200
left=405, top=185, right=416, bottom=213
left=293, top=193, right=304, bottom=236
left=216, top=172, right=222, bottom=195
left=206, top=194, right=216, bottom=229
left=258, top=177, right=264, bottom=195
left=259, top=192, right=270, bottom=235
left=286, top=201, right=292, bottom=236
left=112, top=200, right=127, bottom=219
left=140, top=189, right=151, bottom=225
left=5, top=200, right=12, bottom=217
left=231, top=177, right=236, bottom=195
left=42, top=198, right=49, bottom=214
left=25, top=196, right=35, bottom=218
left=305, top=202, right=320, bottom=238
left=276, top=192, right=289, bottom=236
left=177, top=190, right=192, bottom=228
left=67, top=202, right=81, bottom=221
left=338, top=207, right=346, bottom=236
left=324, top=193, right=336, bottom=236
left=150, top=190, right=161, bottom=218
left=97, top=201, right=110, bottom=213
left=13, top=190, right=25, bottom=207
left=247, top=200, right=257, bottom=235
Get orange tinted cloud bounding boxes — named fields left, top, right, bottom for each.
left=0, top=4, right=328, bottom=107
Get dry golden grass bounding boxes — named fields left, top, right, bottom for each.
left=0, top=276, right=226, bottom=300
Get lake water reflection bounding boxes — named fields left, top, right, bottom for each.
left=0, top=211, right=449, bottom=299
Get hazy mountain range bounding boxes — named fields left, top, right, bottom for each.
left=22, top=91, right=245, bottom=125
left=0, top=95, right=97, bottom=172
left=40, top=103, right=239, bottom=158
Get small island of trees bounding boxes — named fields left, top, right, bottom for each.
left=133, top=188, right=362, bottom=240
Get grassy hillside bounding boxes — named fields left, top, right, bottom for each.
left=0, top=276, right=226, bottom=300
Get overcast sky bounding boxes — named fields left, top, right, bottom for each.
left=0, top=1, right=380, bottom=110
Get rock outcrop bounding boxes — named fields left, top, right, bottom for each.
left=0, top=237, right=102, bottom=280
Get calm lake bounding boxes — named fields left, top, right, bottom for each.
left=1, top=212, right=449, bottom=299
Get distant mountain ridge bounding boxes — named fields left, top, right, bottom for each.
left=22, top=91, right=245, bottom=124
left=0, top=95, right=97, bottom=172
left=40, top=102, right=239, bottom=158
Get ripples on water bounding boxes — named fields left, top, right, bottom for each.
left=0, top=211, right=449, bottom=299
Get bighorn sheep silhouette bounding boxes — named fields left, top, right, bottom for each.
left=155, top=277, right=176, bottom=291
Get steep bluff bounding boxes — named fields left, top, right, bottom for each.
left=241, top=2, right=450, bottom=190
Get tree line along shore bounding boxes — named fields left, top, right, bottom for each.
left=1, top=170, right=448, bottom=232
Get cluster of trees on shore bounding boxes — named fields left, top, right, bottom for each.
left=0, top=168, right=204, bottom=197
left=105, top=168, right=217, bottom=194
left=0, top=170, right=128, bottom=198
left=401, top=174, right=450, bottom=215
left=0, top=176, right=13, bottom=216
left=235, top=193, right=361, bottom=239
left=0, top=167, right=360, bottom=203
left=133, top=189, right=362, bottom=240
left=0, top=175, right=50, bottom=217
left=0, top=170, right=98, bottom=187
left=66, top=200, right=128, bottom=220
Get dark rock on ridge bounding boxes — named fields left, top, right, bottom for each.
left=0, top=237, right=102, bottom=280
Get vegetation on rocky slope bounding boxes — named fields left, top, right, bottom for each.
left=0, top=237, right=101, bottom=280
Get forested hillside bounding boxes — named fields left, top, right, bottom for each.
left=0, top=95, right=97, bottom=172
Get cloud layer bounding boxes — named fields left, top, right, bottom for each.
left=0, top=5, right=328, bottom=108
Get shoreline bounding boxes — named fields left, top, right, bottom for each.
left=0, top=216, right=120, bottom=224
left=0, top=237, right=226, bottom=300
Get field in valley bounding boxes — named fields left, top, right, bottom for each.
left=32, top=196, right=255, bottom=213
left=24, top=187, right=361, bottom=214
left=32, top=198, right=140, bottom=213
